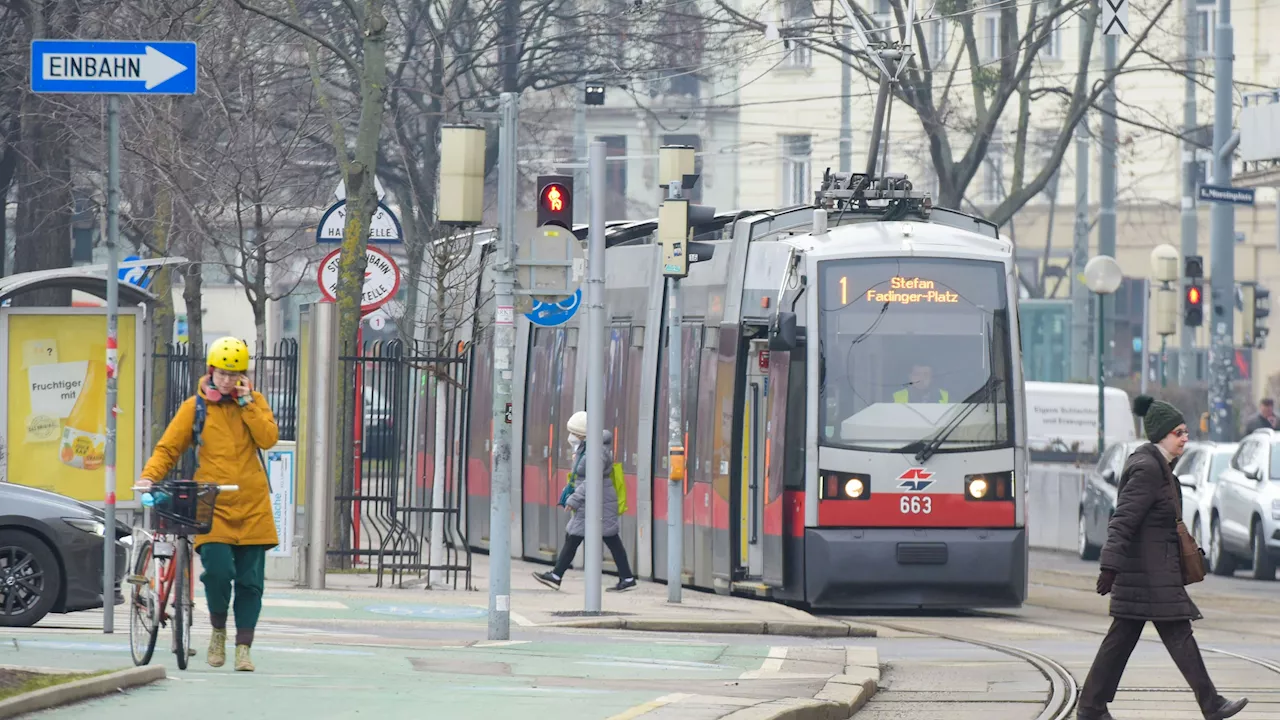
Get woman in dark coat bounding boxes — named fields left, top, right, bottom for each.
left=1076, top=395, right=1248, bottom=720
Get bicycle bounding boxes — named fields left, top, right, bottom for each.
left=126, top=479, right=237, bottom=669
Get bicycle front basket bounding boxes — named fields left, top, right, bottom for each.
left=154, top=481, right=220, bottom=535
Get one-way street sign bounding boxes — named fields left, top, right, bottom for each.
left=30, top=40, right=197, bottom=95
left=1198, top=184, right=1256, bottom=205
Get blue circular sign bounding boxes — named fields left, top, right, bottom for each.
left=364, top=604, right=487, bottom=620
left=526, top=289, right=582, bottom=327
left=118, top=255, right=150, bottom=288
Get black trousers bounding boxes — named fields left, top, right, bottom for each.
left=552, top=533, right=633, bottom=580
left=1079, top=617, right=1224, bottom=713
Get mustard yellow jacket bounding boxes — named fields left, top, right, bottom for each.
left=142, top=380, right=280, bottom=549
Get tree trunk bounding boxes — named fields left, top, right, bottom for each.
left=12, top=92, right=72, bottom=307
left=183, top=258, right=204, bottom=385
left=148, top=184, right=175, bottom=443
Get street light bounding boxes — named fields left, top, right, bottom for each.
left=1150, top=244, right=1180, bottom=388
left=1085, top=255, right=1124, bottom=457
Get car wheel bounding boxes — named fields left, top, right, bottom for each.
left=0, top=529, right=62, bottom=628
left=1210, top=518, right=1237, bottom=577
left=1078, top=513, right=1100, bottom=561
left=1251, top=520, right=1276, bottom=580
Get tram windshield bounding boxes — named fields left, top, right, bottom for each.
left=818, top=256, right=1014, bottom=454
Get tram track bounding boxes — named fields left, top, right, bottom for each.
left=857, top=618, right=1079, bottom=720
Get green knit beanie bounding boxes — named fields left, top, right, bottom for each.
left=1133, top=394, right=1186, bottom=442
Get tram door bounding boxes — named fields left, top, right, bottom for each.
left=739, top=338, right=769, bottom=578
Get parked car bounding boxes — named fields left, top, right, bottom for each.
left=1172, top=440, right=1237, bottom=563
left=1078, top=440, right=1146, bottom=560
left=1206, top=427, right=1280, bottom=580
left=0, top=482, right=130, bottom=627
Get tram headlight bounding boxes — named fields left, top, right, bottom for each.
left=822, top=471, right=871, bottom=500
left=965, top=472, right=1014, bottom=501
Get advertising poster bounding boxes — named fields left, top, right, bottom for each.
left=266, top=443, right=296, bottom=557
left=1, top=310, right=141, bottom=503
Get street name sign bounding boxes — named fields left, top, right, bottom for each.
left=1198, top=184, right=1256, bottom=205
left=317, top=245, right=402, bottom=315
left=30, top=40, right=197, bottom=95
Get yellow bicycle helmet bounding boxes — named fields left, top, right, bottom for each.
left=207, top=337, right=250, bottom=373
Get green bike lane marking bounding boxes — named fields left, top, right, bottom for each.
left=1, top=631, right=773, bottom=719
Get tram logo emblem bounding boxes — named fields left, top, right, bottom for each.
left=897, top=468, right=935, bottom=492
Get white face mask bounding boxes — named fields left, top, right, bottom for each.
left=568, top=435, right=582, bottom=450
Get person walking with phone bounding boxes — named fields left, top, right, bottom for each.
left=1076, top=395, right=1247, bottom=720
left=138, top=337, right=279, bottom=672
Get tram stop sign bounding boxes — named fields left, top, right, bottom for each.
left=515, top=224, right=585, bottom=313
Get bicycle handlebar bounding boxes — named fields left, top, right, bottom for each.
left=131, top=483, right=239, bottom=492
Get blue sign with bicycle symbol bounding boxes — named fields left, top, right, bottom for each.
left=525, top=289, right=581, bottom=328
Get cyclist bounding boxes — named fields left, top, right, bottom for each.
left=138, top=337, right=279, bottom=672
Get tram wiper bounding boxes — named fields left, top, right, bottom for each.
left=895, top=374, right=1002, bottom=464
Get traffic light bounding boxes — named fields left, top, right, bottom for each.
left=1252, top=286, right=1271, bottom=347
left=585, top=83, right=605, bottom=106
left=536, top=174, right=573, bottom=229
left=1185, top=255, right=1204, bottom=279
left=1184, top=282, right=1204, bottom=327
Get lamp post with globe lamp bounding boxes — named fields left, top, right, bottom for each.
left=1085, top=255, right=1124, bottom=456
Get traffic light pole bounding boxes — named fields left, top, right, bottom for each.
left=488, top=91, right=518, bottom=640
left=1180, top=0, right=1199, bottom=387
left=666, top=178, right=684, bottom=605
left=583, top=140, right=607, bottom=613
left=1208, top=0, right=1235, bottom=441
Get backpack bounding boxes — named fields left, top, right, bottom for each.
left=193, top=394, right=271, bottom=492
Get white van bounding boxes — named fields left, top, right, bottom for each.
left=1025, top=381, right=1138, bottom=463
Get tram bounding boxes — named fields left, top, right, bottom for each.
left=450, top=168, right=1030, bottom=610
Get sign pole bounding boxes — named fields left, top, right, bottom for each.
left=103, top=94, right=120, bottom=634
left=583, top=141, right=606, bottom=612
left=488, top=91, right=518, bottom=641
left=666, top=179, right=684, bottom=605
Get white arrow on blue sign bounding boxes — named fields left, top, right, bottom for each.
left=525, top=289, right=582, bottom=327
left=30, top=40, right=197, bottom=95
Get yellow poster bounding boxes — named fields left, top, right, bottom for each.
left=5, top=312, right=139, bottom=503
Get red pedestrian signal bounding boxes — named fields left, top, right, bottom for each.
left=536, top=174, right=573, bottom=229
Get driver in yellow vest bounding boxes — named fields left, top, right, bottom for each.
left=894, top=363, right=949, bottom=403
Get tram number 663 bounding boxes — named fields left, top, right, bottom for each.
left=899, top=495, right=932, bottom=514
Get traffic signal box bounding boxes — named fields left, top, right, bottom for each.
left=537, top=175, right=573, bottom=229
left=1184, top=255, right=1204, bottom=328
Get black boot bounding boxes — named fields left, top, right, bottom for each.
left=1207, top=698, right=1248, bottom=720
left=1076, top=708, right=1114, bottom=720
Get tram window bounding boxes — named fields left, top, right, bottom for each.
left=817, top=257, right=1014, bottom=454
left=783, top=352, right=807, bottom=490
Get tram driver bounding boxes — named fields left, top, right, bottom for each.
left=894, top=363, right=950, bottom=403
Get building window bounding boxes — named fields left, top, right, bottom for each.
left=982, top=14, right=1000, bottom=62
left=1039, top=8, right=1062, bottom=59
left=1196, top=0, right=1215, bottom=56
left=662, top=134, right=703, bottom=204
left=926, top=18, right=949, bottom=67
left=780, top=0, right=813, bottom=67
left=872, top=0, right=893, bottom=34
left=781, top=134, right=811, bottom=206
left=983, top=134, right=1004, bottom=204
left=599, top=135, right=627, bottom=221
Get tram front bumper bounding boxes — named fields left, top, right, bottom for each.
left=804, top=527, right=1028, bottom=610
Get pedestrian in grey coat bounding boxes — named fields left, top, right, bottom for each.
left=534, top=411, right=636, bottom=592
left=1076, top=395, right=1248, bottom=720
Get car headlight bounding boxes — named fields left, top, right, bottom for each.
left=1271, top=499, right=1280, bottom=521
left=822, top=471, right=871, bottom=500
left=63, top=518, right=105, bottom=536
left=966, top=472, right=1014, bottom=501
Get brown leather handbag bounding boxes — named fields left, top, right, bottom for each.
left=1166, top=467, right=1207, bottom=584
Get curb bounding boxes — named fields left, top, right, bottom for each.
left=720, top=647, right=880, bottom=720
left=544, top=617, right=878, bottom=638
left=0, top=665, right=166, bottom=719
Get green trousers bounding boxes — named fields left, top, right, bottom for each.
left=198, top=543, right=266, bottom=646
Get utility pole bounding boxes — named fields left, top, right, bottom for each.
left=839, top=27, right=853, bottom=173
left=583, top=141, right=607, bottom=612
left=574, top=80, right=588, bottom=225
left=664, top=179, right=684, bottom=605
left=1180, top=0, right=1199, bottom=386
left=488, top=92, right=518, bottom=640
left=1098, top=35, right=1118, bottom=382
left=1208, top=0, right=1235, bottom=441
left=102, top=95, right=121, bottom=634
left=1070, top=14, right=1091, bottom=383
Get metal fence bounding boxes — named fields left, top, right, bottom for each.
left=152, top=339, right=300, bottom=480
left=329, top=339, right=472, bottom=590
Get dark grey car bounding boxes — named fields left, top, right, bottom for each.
left=1078, top=440, right=1146, bottom=560
left=0, top=482, right=130, bottom=627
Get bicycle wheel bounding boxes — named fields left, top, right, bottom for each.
left=173, top=537, right=192, bottom=670
left=127, top=540, right=159, bottom=666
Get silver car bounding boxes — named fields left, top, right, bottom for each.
left=1207, top=428, right=1280, bottom=580
left=1172, top=441, right=1237, bottom=561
